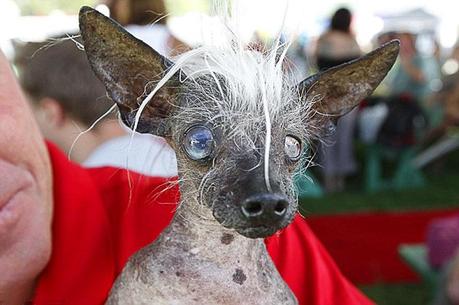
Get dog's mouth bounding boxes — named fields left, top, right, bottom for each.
left=213, top=212, right=292, bottom=238
left=235, top=225, right=283, bottom=239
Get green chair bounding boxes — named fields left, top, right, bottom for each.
left=365, top=144, right=425, bottom=192
left=398, top=244, right=439, bottom=295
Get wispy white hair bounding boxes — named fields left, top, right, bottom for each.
left=133, top=0, right=317, bottom=193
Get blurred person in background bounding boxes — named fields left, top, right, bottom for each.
left=104, top=0, right=188, bottom=57
left=428, top=217, right=459, bottom=305
left=425, top=44, right=459, bottom=139
left=438, top=251, right=459, bottom=305
left=14, top=37, right=177, bottom=177
left=400, top=43, right=459, bottom=173
left=389, top=32, right=427, bottom=102
left=315, top=8, right=361, bottom=71
left=314, top=7, right=361, bottom=193
left=427, top=73, right=459, bottom=139
left=372, top=31, right=399, bottom=96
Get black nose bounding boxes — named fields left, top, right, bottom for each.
left=241, top=194, right=288, bottom=222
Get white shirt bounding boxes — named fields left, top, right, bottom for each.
left=83, top=134, right=178, bottom=177
left=126, top=24, right=171, bottom=57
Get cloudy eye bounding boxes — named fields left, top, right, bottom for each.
left=284, top=135, right=301, bottom=161
left=183, top=126, right=215, bottom=160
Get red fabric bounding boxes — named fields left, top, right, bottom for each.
left=307, top=210, right=459, bottom=284
left=32, top=143, right=373, bottom=305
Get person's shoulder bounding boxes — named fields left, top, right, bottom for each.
left=317, top=31, right=333, bottom=43
left=327, top=31, right=357, bottom=43
left=317, top=31, right=356, bottom=48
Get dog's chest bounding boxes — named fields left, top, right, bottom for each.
left=106, top=235, right=298, bottom=305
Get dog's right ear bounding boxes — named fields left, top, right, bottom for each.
left=79, top=6, right=183, bottom=136
left=297, top=40, right=399, bottom=132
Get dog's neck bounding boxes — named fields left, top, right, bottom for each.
left=164, top=194, right=267, bottom=265
left=105, top=170, right=297, bottom=305
left=106, top=189, right=296, bottom=305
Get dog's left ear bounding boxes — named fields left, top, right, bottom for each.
left=298, top=40, right=399, bottom=127
left=79, top=6, right=184, bottom=137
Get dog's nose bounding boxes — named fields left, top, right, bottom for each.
left=241, top=193, right=288, bottom=222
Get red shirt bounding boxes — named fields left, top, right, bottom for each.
left=32, top=143, right=373, bottom=305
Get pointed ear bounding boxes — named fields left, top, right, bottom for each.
left=79, top=6, right=182, bottom=136
left=298, top=40, right=399, bottom=126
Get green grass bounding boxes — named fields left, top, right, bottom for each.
left=299, top=149, right=459, bottom=215
left=360, top=283, right=432, bottom=305
left=299, top=172, right=459, bottom=215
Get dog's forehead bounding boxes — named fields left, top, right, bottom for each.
left=180, top=75, right=296, bottom=120
left=179, top=51, right=293, bottom=105
left=170, top=49, right=310, bottom=152
left=176, top=79, right=303, bottom=143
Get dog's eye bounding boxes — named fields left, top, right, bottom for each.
left=284, top=135, right=301, bottom=161
left=184, top=126, right=215, bottom=160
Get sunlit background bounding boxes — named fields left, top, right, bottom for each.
left=2, top=0, right=459, bottom=53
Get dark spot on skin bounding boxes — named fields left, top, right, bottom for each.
left=159, top=270, right=164, bottom=274
left=221, top=233, right=234, bottom=245
left=175, top=271, right=182, bottom=277
left=232, top=268, right=247, bottom=285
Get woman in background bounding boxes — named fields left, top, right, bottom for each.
left=315, top=7, right=361, bottom=192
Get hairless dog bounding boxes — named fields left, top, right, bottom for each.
left=79, top=6, right=399, bottom=305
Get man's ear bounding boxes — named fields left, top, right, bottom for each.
left=298, top=40, right=399, bottom=128
left=39, top=98, right=67, bottom=127
left=79, top=6, right=182, bottom=136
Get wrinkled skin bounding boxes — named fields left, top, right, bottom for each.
left=0, top=51, right=53, bottom=304
left=167, top=88, right=300, bottom=238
